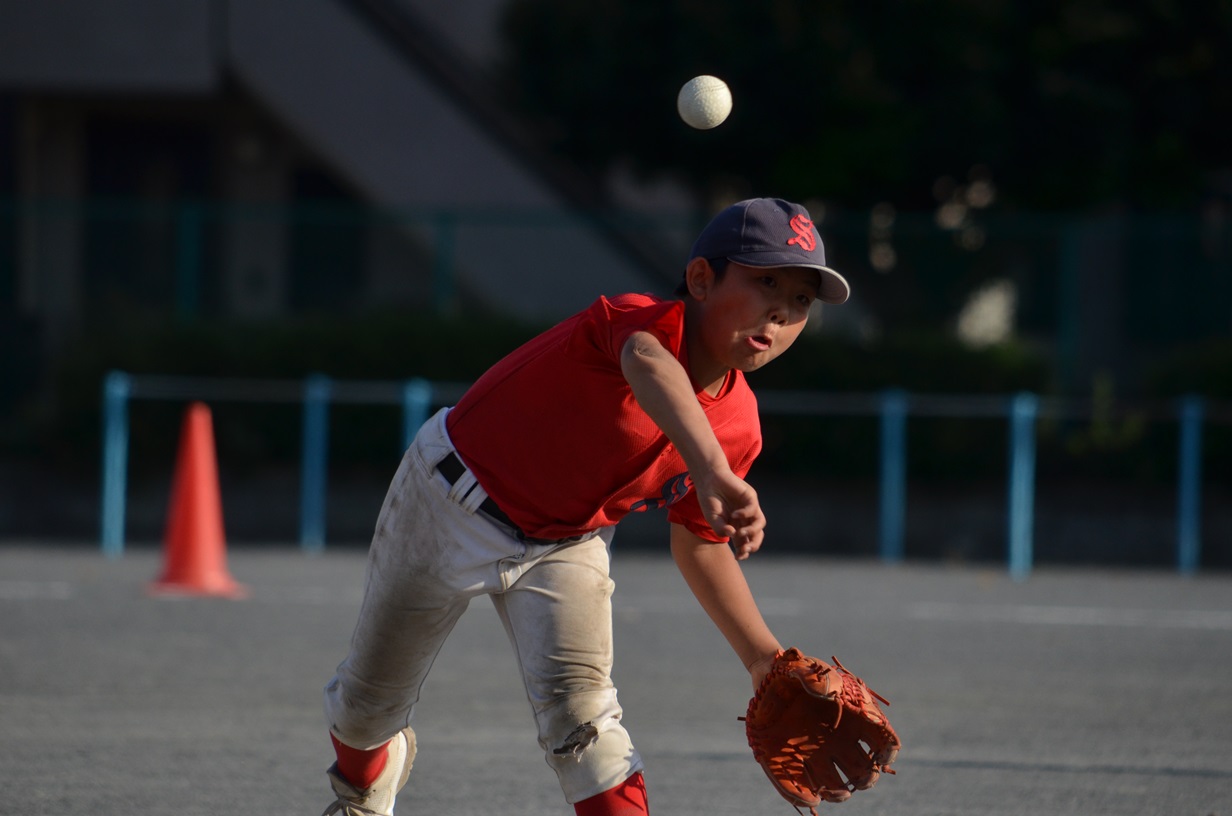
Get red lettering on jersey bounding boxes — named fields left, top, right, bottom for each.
left=630, top=472, right=692, bottom=512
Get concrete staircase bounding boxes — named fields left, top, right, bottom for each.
left=226, top=0, right=680, bottom=318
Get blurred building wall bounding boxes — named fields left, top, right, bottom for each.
left=0, top=1, right=218, bottom=91
left=0, top=0, right=674, bottom=373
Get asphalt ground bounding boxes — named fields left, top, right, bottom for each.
left=2, top=542, right=1230, bottom=816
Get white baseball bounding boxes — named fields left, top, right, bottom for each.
left=677, top=75, right=732, bottom=130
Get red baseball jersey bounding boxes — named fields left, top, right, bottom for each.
left=445, top=293, right=762, bottom=542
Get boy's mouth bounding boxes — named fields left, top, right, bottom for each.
left=747, top=333, right=772, bottom=352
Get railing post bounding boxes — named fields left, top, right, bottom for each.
left=1007, top=392, right=1039, bottom=581
left=878, top=388, right=908, bottom=563
left=300, top=374, right=332, bottom=553
left=401, top=378, right=433, bottom=451
left=1176, top=395, right=1204, bottom=576
left=100, top=371, right=132, bottom=559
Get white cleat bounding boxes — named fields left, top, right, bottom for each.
left=320, top=728, right=416, bottom=816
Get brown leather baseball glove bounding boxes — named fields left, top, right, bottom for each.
left=740, top=648, right=900, bottom=813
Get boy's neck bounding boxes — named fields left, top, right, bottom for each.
left=682, top=305, right=730, bottom=397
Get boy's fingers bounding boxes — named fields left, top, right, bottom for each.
left=732, top=510, right=766, bottom=535
left=730, top=523, right=764, bottom=560
left=701, top=485, right=766, bottom=545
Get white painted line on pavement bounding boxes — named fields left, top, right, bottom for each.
left=908, top=601, right=1232, bottom=630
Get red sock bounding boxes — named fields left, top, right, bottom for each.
left=574, top=772, right=649, bottom=816
left=330, top=733, right=390, bottom=790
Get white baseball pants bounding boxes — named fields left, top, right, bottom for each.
left=323, top=408, right=643, bottom=804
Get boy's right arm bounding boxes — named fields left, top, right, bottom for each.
left=621, top=331, right=766, bottom=557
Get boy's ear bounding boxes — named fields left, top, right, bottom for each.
left=684, top=257, right=715, bottom=300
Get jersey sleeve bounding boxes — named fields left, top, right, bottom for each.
left=666, top=488, right=723, bottom=542
left=571, top=294, right=686, bottom=363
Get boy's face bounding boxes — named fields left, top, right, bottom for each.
left=686, top=260, right=821, bottom=385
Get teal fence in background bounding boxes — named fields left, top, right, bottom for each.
left=100, top=371, right=1224, bottom=579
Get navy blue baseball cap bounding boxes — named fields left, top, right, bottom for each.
left=689, top=198, right=850, bottom=304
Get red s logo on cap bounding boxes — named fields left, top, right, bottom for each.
left=787, top=214, right=817, bottom=252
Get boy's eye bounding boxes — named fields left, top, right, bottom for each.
left=760, top=276, right=776, bottom=287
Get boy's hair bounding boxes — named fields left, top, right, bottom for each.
left=674, top=257, right=729, bottom=297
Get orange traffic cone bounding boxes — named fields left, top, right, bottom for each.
left=149, top=402, right=247, bottom=599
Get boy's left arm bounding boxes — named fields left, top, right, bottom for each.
left=670, top=522, right=782, bottom=690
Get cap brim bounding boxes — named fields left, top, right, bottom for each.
left=728, top=254, right=851, bottom=305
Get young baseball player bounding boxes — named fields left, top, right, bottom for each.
left=319, top=197, right=851, bottom=816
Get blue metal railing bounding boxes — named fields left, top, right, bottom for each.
left=100, top=371, right=133, bottom=559
left=877, top=389, right=908, bottom=565
left=100, top=371, right=1221, bottom=577
left=299, top=375, right=333, bottom=554
left=1006, top=392, right=1039, bottom=581
left=1176, top=395, right=1205, bottom=576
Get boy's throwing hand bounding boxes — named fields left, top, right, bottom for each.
left=692, top=467, right=765, bottom=559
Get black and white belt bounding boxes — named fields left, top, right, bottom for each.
left=435, top=451, right=519, bottom=530
left=436, top=451, right=597, bottom=546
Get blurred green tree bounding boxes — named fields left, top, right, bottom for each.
left=498, top=0, right=1232, bottom=211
